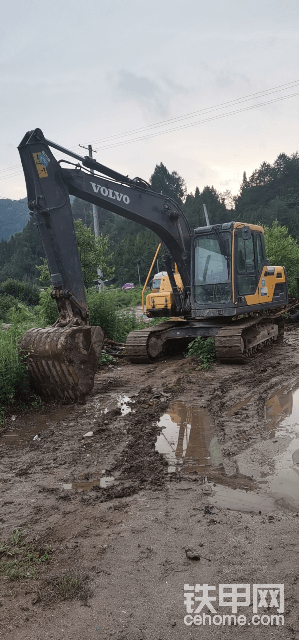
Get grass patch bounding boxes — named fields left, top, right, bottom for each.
left=0, top=529, right=52, bottom=580
left=185, top=336, right=216, bottom=370
left=58, top=572, right=82, bottom=599
left=41, top=571, right=91, bottom=604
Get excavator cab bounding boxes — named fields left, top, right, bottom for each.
left=191, top=221, right=287, bottom=318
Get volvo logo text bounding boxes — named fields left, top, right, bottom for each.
left=90, top=182, right=130, bottom=204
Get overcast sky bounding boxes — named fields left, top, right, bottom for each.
left=1, top=0, right=299, bottom=201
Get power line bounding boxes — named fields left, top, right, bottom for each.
left=1, top=79, right=299, bottom=181
left=0, top=170, right=23, bottom=181
left=0, top=164, right=23, bottom=176
left=87, top=79, right=299, bottom=146
left=92, top=89, right=299, bottom=151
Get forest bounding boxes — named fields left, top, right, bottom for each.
left=1, top=151, right=299, bottom=286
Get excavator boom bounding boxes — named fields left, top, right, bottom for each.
left=18, top=129, right=105, bottom=402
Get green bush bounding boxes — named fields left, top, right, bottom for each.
left=36, top=288, right=59, bottom=326
left=0, top=279, right=40, bottom=306
left=108, top=285, right=149, bottom=309
left=0, top=294, right=20, bottom=323
left=185, top=337, right=215, bottom=369
left=99, top=351, right=116, bottom=365
left=0, top=325, right=30, bottom=421
left=35, top=284, right=152, bottom=331
left=0, top=306, right=42, bottom=422
left=264, top=221, right=299, bottom=296
left=87, top=288, right=142, bottom=342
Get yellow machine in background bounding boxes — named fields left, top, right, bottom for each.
left=142, top=244, right=184, bottom=317
left=145, top=270, right=183, bottom=316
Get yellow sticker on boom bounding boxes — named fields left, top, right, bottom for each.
left=33, top=152, right=49, bottom=178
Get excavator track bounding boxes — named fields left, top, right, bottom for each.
left=215, top=316, right=284, bottom=363
left=125, top=321, right=179, bottom=363
left=125, top=315, right=285, bottom=364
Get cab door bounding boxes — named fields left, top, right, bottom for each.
left=255, top=232, right=270, bottom=303
left=236, top=228, right=257, bottom=298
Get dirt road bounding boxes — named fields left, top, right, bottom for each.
left=0, top=329, right=299, bottom=639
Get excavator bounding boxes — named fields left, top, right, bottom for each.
left=18, top=128, right=288, bottom=402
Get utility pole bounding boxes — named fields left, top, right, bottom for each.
left=137, top=261, right=141, bottom=286
left=203, top=203, right=210, bottom=226
left=79, top=143, right=100, bottom=237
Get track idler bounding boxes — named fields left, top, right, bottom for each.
left=18, top=324, right=104, bottom=402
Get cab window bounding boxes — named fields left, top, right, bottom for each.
left=237, top=235, right=255, bottom=273
left=152, top=279, right=161, bottom=290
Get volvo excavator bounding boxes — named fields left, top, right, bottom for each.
left=18, top=128, right=288, bottom=402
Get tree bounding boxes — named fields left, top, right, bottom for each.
left=71, top=197, right=94, bottom=230
left=0, top=218, right=44, bottom=283
left=37, top=219, right=114, bottom=287
left=150, top=163, right=186, bottom=204
left=183, top=185, right=229, bottom=229
left=264, top=221, right=299, bottom=296
left=113, top=228, right=159, bottom=285
left=235, top=152, right=299, bottom=235
left=74, top=219, right=113, bottom=284
left=71, top=197, right=115, bottom=236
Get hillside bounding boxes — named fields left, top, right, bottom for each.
left=0, top=198, right=30, bottom=241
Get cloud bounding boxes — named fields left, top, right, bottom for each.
left=110, top=69, right=186, bottom=117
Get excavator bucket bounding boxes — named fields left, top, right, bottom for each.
left=19, top=325, right=104, bottom=403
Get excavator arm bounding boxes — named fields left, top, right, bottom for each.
left=18, top=128, right=192, bottom=401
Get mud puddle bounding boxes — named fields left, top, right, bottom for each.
left=0, top=393, right=134, bottom=448
left=234, top=380, right=299, bottom=511
left=156, top=383, right=299, bottom=513
left=0, top=405, right=81, bottom=447
left=62, top=476, right=115, bottom=491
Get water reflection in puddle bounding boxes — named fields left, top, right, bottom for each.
left=156, top=402, right=223, bottom=474
left=156, top=382, right=299, bottom=513
left=235, top=382, right=299, bottom=511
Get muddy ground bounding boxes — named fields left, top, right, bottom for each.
left=1, top=329, right=299, bottom=639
